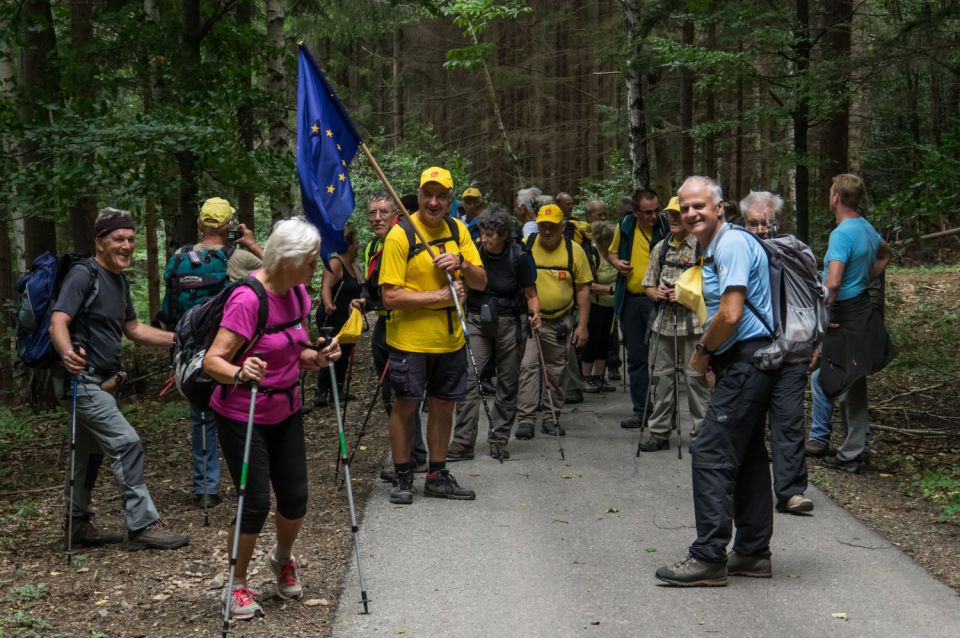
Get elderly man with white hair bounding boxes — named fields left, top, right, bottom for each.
left=739, top=191, right=784, bottom=239
left=515, top=186, right=543, bottom=239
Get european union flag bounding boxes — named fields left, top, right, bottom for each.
left=296, top=45, right=362, bottom=262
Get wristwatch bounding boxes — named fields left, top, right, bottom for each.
left=695, top=341, right=712, bottom=356
left=457, top=253, right=465, bottom=268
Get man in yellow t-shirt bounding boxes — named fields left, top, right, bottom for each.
left=379, top=166, right=486, bottom=505
left=514, top=204, right=593, bottom=440
left=606, top=188, right=669, bottom=430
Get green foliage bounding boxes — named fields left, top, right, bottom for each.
left=884, top=273, right=960, bottom=379
left=914, top=467, right=960, bottom=522
left=5, top=582, right=49, bottom=603
left=0, top=610, right=55, bottom=638
left=576, top=151, right=634, bottom=209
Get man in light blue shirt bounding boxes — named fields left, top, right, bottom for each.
left=655, top=176, right=778, bottom=587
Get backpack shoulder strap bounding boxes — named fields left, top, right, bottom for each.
left=445, top=216, right=461, bottom=245
left=564, top=235, right=574, bottom=277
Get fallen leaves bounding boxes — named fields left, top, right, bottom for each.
left=304, top=597, right=330, bottom=607
left=832, top=612, right=848, bottom=621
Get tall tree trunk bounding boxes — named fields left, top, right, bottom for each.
left=266, top=0, right=291, bottom=222
left=623, top=0, right=651, bottom=189
left=792, top=0, right=811, bottom=242
left=703, top=22, right=717, bottom=178
left=735, top=41, right=745, bottom=203
left=177, top=0, right=201, bottom=245
left=816, top=0, right=852, bottom=210
left=143, top=0, right=162, bottom=322
left=680, top=19, right=695, bottom=177
left=68, top=0, right=97, bottom=255
left=17, top=0, right=60, bottom=262
left=0, top=24, right=17, bottom=398
left=236, top=0, right=255, bottom=230
left=393, top=27, right=404, bottom=143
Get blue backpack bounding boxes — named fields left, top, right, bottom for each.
left=15, top=252, right=99, bottom=368
left=159, top=244, right=236, bottom=327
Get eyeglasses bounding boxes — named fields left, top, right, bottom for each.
left=367, top=209, right=393, bottom=218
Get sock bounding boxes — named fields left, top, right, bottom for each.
left=233, top=576, right=246, bottom=590
left=273, top=542, right=292, bottom=566
left=428, top=461, right=446, bottom=475
left=394, top=461, right=413, bottom=476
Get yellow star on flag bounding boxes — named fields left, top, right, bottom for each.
left=336, top=144, right=342, bottom=151
left=338, top=173, right=346, bottom=182
left=341, top=160, right=346, bottom=166
left=327, top=185, right=335, bottom=194
left=325, top=129, right=334, bottom=137
left=311, top=123, right=319, bottom=134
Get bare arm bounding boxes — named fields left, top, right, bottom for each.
left=122, top=320, right=174, bottom=348
left=460, top=258, right=487, bottom=291
left=203, top=327, right=266, bottom=385
left=644, top=285, right=659, bottom=303
left=50, top=311, right=86, bottom=374
left=322, top=259, right=343, bottom=314
left=524, top=286, right=541, bottom=330
left=571, top=282, right=591, bottom=347
left=870, top=241, right=892, bottom=280
left=824, top=260, right=846, bottom=306
left=381, top=283, right=458, bottom=311
left=237, top=224, right=263, bottom=259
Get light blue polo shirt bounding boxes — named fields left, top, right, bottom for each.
left=823, top=216, right=882, bottom=301
left=702, top=223, right=774, bottom=354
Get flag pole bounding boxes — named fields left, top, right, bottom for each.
left=358, top=143, right=437, bottom=257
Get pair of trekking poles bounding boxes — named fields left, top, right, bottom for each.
left=634, top=302, right=687, bottom=460
left=220, top=329, right=369, bottom=638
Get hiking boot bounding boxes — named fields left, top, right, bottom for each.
left=655, top=555, right=727, bottom=587
left=224, top=585, right=264, bottom=621
left=822, top=454, right=861, bottom=474
left=446, top=442, right=475, bottom=462
left=480, top=380, right=497, bottom=396
left=379, top=464, right=395, bottom=483
left=727, top=552, right=772, bottom=578
left=515, top=422, right=535, bottom=440
left=193, top=493, right=222, bottom=509
left=66, top=516, right=122, bottom=548
left=124, top=519, right=189, bottom=551
left=541, top=420, right=566, bottom=436
left=423, top=469, right=476, bottom=500
left=390, top=470, right=415, bottom=505
left=582, top=376, right=601, bottom=394
left=805, top=439, right=829, bottom=458
left=638, top=436, right=669, bottom=452
left=620, top=414, right=644, bottom=429
left=607, top=368, right=622, bottom=381
left=596, top=376, right=616, bottom=393
left=489, top=443, right=509, bottom=460
left=313, top=393, right=329, bottom=408
left=268, top=550, right=303, bottom=600
left=566, top=388, right=584, bottom=404
left=778, top=494, right=814, bottom=514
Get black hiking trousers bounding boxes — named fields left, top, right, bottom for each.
left=689, top=340, right=776, bottom=563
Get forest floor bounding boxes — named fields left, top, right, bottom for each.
left=1, top=268, right=959, bottom=637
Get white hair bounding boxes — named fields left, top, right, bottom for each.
left=516, top=186, right=543, bottom=211
left=534, top=194, right=554, bottom=212
left=262, top=217, right=321, bottom=273
left=679, top=176, right=723, bottom=205
left=739, top=191, right=784, bottom=223
left=95, top=207, right=133, bottom=225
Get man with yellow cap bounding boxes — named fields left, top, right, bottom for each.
left=638, top=196, right=710, bottom=452
left=379, top=167, right=487, bottom=505
left=514, top=204, right=593, bottom=440
left=160, top=196, right=263, bottom=510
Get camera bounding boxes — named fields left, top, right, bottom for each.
left=227, top=229, right=243, bottom=241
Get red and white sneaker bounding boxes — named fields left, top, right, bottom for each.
left=269, top=550, right=303, bottom=600
left=224, top=584, right=263, bottom=621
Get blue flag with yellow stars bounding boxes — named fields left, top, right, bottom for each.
left=296, top=45, right=362, bottom=263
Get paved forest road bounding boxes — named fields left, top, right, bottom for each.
left=333, top=386, right=960, bottom=638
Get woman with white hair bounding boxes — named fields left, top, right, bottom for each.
left=204, top=217, right=340, bottom=622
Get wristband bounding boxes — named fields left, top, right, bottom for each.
left=233, top=368, right=242, bottom=387
left=457, top=253, right=464, bottom=269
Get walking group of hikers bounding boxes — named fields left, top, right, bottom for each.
left=27, top=162, right=894, bottom=625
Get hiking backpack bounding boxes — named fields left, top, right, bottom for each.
left=525, top=232, right=577, bottom=316
left=159, top=244, right=237, bottom=328
left=720, top=227, right=828, bottom=368
left=397, top=215, right=462, bottom=261
left=15, top=252, right=99, bottom=368
left=172, top=277, right=307, bottom=409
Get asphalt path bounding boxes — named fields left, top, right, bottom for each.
left=334, top=383, right=960, bottom=638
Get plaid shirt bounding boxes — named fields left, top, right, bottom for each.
left=642, top=233, right=703, bottom=336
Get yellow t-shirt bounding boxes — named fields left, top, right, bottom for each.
left=529, top=236, right=593, bottom=319
left=380, top=214, right=483, bottom=353
left=609, top=223, right=654, bottom=294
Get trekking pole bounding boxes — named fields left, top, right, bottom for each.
left=635, top=306, right=665, bottom=457
left=222, top=353, right=262, bottom=638
left=321, top=327, right=370, bottom=614
left=65, top=342, right=83, bottom=565
left=620, top=325, right=627, bottom=393
left=341, top=360, right=391, bottom=489
left=532, top=327, right=565, bottom=461
left=671, top=304, right=682, bottom=461
left=333, top=346, right=359, bottom=483
left=201, top=410, right=210, bottom=527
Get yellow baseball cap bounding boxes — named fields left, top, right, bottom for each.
left=536, top=204, right=565, bottom=225
left=199, top=197, right=235, bottom=228
left=665, top=196, right=681, bottom=214
left=419, top=166, right=453, bottom=190
left=462, top=187, right=482, bottom=199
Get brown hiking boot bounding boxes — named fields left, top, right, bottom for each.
left=66, top=516, right=122, bottom=547
left=805, top=440, right=829, bottom=458
left=124, top=519, right=190, bottom=551
left=446, top=442, right=475, bottom=461
left=727, top=551, right=772, bottom=578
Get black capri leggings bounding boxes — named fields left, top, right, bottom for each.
left=215, top=410, right=308, bottom=534
left=581, top=303, right=616, bottom=364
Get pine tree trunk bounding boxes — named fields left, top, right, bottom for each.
left=266, top=0, right=291, bottom=223
left=0, top=25, right=16, bottom=398
left=623, top=0, right=651, bottom=189
left=177, top=0, right=201, bottom=245
left=816, top=0, right=851, bottom=209
left=793, top=0, right=811, bottom=243
left=68, top=0, right=96, bottom=255
left=680, top=20, right=694, bottom=177
left=703, top=22, right=717, bottom=177
left=236, top=0, right=255, bottom=230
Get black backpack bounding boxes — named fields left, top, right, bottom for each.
left=398, top=216, right=461, bottom=261
left=173, top=277, right=307, bottom=409
left=525, top=232, right=577, bottom=316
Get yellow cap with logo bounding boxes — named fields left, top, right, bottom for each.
left=536, top=204, right=565, bottom=225
left=419, top=166, right=453, bottom=190
left=665, top=196, right=681, bottom=214
left=462, top=187, right=482, bottom=199
left=199, top=197, right=235, bottom=229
